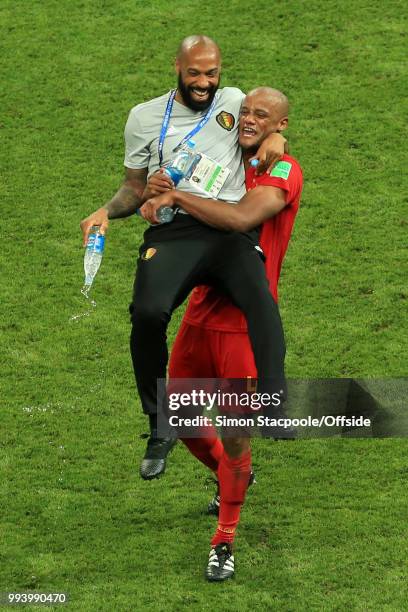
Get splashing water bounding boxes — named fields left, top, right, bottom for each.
left=70, top=285, right=97, bottom=322
left=80, top=284, right=97, bottom=306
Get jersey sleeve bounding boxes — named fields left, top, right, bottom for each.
left=123, top=107, right=150, bottom=169
left=255, top=159, right=303, bottom=205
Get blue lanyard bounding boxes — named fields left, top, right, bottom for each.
left=158, top=89, right=218, bottom=166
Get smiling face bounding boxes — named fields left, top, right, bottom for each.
left=239, top=89, right=288, bottom=150
left=175, top=41, right=221, bottom=111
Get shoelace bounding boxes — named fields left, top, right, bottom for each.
left=214, top=544, right=231, bottom=567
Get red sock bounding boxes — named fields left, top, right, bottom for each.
left=211, top=449, right=251, bottom=546
left=181, top=431, right=224, bottom=473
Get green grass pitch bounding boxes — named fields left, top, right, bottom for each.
left=1, top=0, right=407, bottom=610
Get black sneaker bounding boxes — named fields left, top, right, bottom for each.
left=205, top=543, right=234, bottom=582
left=139, top=435, right=177, bottom=480
left=207, top=470, right=256, bottom=516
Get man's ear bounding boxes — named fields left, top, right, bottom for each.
left=174, top=57, right=180, bottom=75
left=278, top=117, right=288, bottom=132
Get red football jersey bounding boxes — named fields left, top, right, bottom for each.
left=183, top=154, right=303, bottom=332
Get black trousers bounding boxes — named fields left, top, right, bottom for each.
left=129, top=215, right=286, bottom=416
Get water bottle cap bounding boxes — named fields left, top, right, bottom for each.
left=250, top=159, right=259, bottom=167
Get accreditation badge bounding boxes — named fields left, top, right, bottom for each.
left=184, top=153, right=231, bottom=198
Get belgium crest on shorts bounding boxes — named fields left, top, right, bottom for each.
left=216, top=111, right=235, bottom=131
left=141, top=247, right=157, bottom=260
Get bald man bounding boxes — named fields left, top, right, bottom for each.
left=80, top=37, right=287, bottom=481
left=143, top=88, right=303, bottom=581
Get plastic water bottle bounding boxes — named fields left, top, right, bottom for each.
left=83, top=226, right=105, bottom=292
left=152, top=139, right=196, bottom=224
left=164, top=139, right=196, bottom=186
left=157, top=205, right=175, bottom=224
left=136, top=141, right=196, bottom=226
left=136, top=204, right=176, bottom=224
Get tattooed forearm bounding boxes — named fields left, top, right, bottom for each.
left=103, top=182, right=143, bottom=219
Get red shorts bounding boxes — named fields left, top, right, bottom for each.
left=169, top=321, right=257, bottom=379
